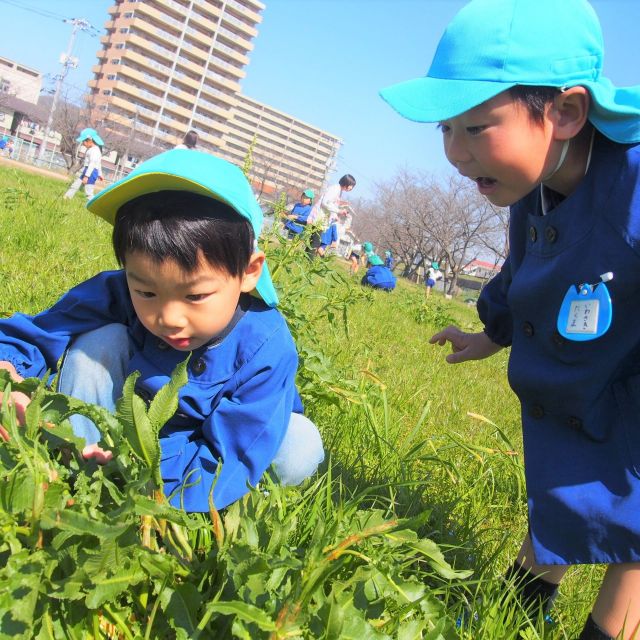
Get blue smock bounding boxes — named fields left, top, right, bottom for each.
left=284, top=202, right=312, bottom=235
left=0, top=271, right=302, bottom=513
left=478, top=133, right=640, bottom=564
left=361, top=266, right=396, bottom=291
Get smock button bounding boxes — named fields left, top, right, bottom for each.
left=522, top=321, right=534, bottom=337
left=529, top=226, right=537, bottom=242
left=552, top=332, right=565, bottom=347
left=530, top=404, right=545, bottom=419
left=567, top=416, right=583, bottom=431
left=157, top=341, right=169, bottom=350
left=545, top=226, right=558, bottom=243
left=192, top=358, right=207, bottom=375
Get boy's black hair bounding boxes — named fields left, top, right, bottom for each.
left=338, top=174, right=356, bottom=188
left=113, top=190, right=254, bottom=277
left=509, top=85, right=562, bottom=124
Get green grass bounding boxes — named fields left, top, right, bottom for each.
left=0, top=166, right=604, bottom=638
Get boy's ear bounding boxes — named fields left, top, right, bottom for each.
left=550, top=86, right=590, bottom=140
left=240, top=251, right=265, bottom=293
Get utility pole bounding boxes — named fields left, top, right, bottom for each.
left=36, top=17, right=91, bottom=163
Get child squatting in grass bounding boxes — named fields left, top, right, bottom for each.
left=381, top=0, right=640, bottom=637
left=0, top=149, right=324, bottom=512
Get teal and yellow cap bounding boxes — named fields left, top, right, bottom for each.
left=87, top=148, right=279, bottom=307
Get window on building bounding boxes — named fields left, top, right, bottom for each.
left=124, top=12, right=134, bottom=18
left=112, top=59, right=120, bottom=65
left=102, top=89, right=112, bottom=95
left=119, top=27, right=129, bottom=34
left=107, top=74, right=117, bottom=80
left=115, top=43, right=125, bottom=49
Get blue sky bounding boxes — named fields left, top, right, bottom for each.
left=1, top=0, right=640, bottom=199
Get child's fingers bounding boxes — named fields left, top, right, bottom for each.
left=82, top=444, right=113, bottom=465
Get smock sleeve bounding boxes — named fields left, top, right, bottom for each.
left=477, top=255, right=513, bottom=347
left=0, top=271, right=136, bottom=378
left=160, top=329, right=299, bottom=512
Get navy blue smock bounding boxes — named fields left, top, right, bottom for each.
left=478, top=133, right=640, bottom=564
left=361, top=266, right=397, bottom=291
left=284, top=202, right=312, bottom=235
left=0, top=271, right=302, bottom=513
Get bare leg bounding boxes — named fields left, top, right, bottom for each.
left=516, top=534, right=568, bottom=584
left=591, top=563, right=640, bottom=639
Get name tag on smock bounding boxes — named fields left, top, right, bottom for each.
left=557, top=276, right=613, bottom=341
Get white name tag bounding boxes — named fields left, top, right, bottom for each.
left=566, top=299, right=599, bottom=334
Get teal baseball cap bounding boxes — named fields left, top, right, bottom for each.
left=363, top=241, right=373, bottom=253
left=87, top=148, right=279, bottom=307
left=303, top=189, right=315, bottom=200
left=76, top=127, right=105, bottom=146
left=380, top=0, right=640, bottom=143
left=368, top=254, right=385, bottom=266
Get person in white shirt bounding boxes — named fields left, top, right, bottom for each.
left=63, top=128, right=104, bottom=201
left=307, top=174, right=356, bottom=256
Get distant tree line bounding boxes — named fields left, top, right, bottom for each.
left=350, top=169, right=510, bottom=294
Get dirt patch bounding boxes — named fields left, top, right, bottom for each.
left=0, top=157, right=70, bottom=181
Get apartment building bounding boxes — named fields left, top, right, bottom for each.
left=88, top=0, right=263, bottom=153
left=0, top=56, right=42, bottom=104
left=224, top=94, right=341, bottom=198
left=88, top=0, right=341, bottom=195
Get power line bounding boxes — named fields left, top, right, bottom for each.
left=0, top=0, right=71, bottom=22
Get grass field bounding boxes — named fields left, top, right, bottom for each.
left=0, top=165, right=605, bottom=639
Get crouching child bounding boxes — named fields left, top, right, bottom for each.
left=0, top=149, right=325, bottom=512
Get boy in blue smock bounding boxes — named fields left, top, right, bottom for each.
left=283, top=188, right=314, bottom=239
left=382, top=0, right=640, bottom=637
left=0, top=149, right=324, bottom=513
left=361, top=254, right=396, bottom=291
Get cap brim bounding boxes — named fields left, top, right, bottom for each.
left=380, top=76, right=516, bottom=122
left=87, top=172, right=228, bottom=225
left=87, top=151, right=280, bottom=307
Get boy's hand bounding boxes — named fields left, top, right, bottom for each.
left=82, top=443, right=113, bottom=464
left=0, top=362, right=30, bottom=441
left=430, top=326, right=503, bottom=364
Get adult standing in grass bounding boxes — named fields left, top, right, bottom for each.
left=382, top=0, right=640, bottom=637
left=63, top=128, right=104, bottom=201
left=308, top=174, right=356, bottom=256
left=0, top=149, right=324, bottom=512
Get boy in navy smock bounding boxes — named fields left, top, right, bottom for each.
left=283, top=188, right=314, bottom=239
left=0, top=149, right=324, bottom=513
left=361, top=254, right=396, bottom=291
left=382, top=0, right=640, bottom=637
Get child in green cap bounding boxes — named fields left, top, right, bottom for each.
left=382, top=0, right=640, bottom=637
left=283, top=188, right=314, bottom=239
left=63, top=128, right=105, bottom=201
left=0, top=149, right=324, bottom=514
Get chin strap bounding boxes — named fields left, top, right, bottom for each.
left=543, top=139, right=571, bottom=182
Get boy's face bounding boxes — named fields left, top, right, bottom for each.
left=125, top=250, right=264, bottom=351
left=438, top=91, right=558, bottom=207
left=301, top=196, right=311, bottom=205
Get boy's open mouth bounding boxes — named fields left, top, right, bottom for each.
left=475, top=177, right=497, bottom=187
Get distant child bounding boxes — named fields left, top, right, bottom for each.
left=308, top=174, right=356, bottom=256
left=5, top=139, right=14, bottom=159
left=384, top=250, right=394, bottom=270
left=348, top=242, right=362, bottom=275
left=361, top=254, right=396, bottom=291
left=381, top=0, right=640, bottom=636
left=0, top=149, right=324, bottom=513
left=63, top=128, right=104, bottom=201
left=283, top=188, right=314, bottom=239
left=424, top=261, right=442, bottom=297
left=175, top=130, right=198, bottom=150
